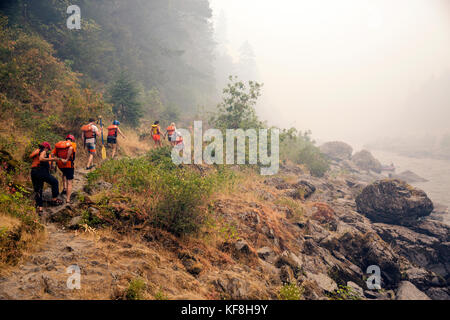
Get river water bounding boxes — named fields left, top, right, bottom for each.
left=369, top=149, right=450, bottom=225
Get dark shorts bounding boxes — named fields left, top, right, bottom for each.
left=59, top=167, right=74, bottom=180
left=107, top=136, right=117, bottom=144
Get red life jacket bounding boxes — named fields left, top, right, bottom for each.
left=81, top=124, right=95, bottom=139
left=54, top=141, right=76, bottom=168
left=108, top=125, right=118, bottom=137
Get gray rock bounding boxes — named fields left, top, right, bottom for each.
left=305, top=272, right=338, bottom=293
left=347, top=281, right=364, bottom=298
left=351, top=150, right=382, bottom=173
left=320, top=141, right=353, bottom=161
left=257, top=247, right=276, bottom=263
left=356, top=179, right=434, bottom=225
left=396, top=281, right=431, bottom=300
left=68, top=216, right=82, bottom=229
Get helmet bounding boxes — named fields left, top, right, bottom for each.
left=113, top=120, right=120, bottom=125
left=66, top=134, right=75, bottom=142
left=41, top=142, right=51, bottom=150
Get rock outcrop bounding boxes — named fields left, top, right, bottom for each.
left=356, top=179, right=433, bottom=225
left=319, top=141, right=353, bottom=161
left=351, top=150, right=382, bottom=173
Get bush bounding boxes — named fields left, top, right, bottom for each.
left=280, top=129, right=329, bottom=177
left=278, top=283, right=304, bottom=300
left=88, top=150, right=222, bottom=236
left=126, top=278, right=146, bottom=300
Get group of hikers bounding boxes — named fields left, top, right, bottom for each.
left=30, top=118, right=182, bottom=213
left=29, top=118, right=125, bottom=213
left=150, top=121, right=184, bottom=149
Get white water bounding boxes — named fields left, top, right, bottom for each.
left=369, top=149, right=450, bottom=225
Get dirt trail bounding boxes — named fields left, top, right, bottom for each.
left=0, top=170, right=117, bottom=299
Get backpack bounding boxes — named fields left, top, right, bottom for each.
left=55, top=141, right=76, bottom=168
left=108, top=125, right=118, bottom=137
left=81, top=124, right=96, bottom=139
left=151, top=125, right=160, bottom=135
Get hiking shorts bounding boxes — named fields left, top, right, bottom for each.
left=152, top=134, right=160, bottom=142
left=107, top=136, right=117, bottom=144
left=86, top=143, right=96, bottom=154
left=168, top=134, right=175, bottom=142
left=60, top=167, right=74, bottom=180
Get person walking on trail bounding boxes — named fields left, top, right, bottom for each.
left=52, top=135, right=76, bottom=204
left=165, top=123, right=176, bottom=146
left=81, top=118, right=99, bottom=170
left=107, top=120, right=126, bottom=158
left=174, top=129, right=184, bottom=150
left=151, top=121, right=162, bottom=148
left=30, top=142, right=62, bottom=214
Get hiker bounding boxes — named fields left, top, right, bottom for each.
left=174, top=129, right=184, bottom=150
left=151, top=121, right=162, bottom=148
left=81, top=118, right=99, bottom=170
left=107, top=120, right=126, bottom=158
left=52, top=135, right=76, bottom=204
left=30, top=142, right=62, bottom=213
left=165, top=122, right=176, bottom=146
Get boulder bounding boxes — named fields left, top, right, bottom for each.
left=395, top=281, right=431, bottom=300
left=356, top=179, right=433, bottom=225
left=319, top=141, right=353, bottom=161
left=305, top=272, right=338, bottom=293
left=351, top=150, right=382, bottom=173
left=257, top=247, right=276, bottom=263
left=293, top=180, right=316, bottom=199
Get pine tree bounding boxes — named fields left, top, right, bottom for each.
left=108, top=71, right=142, bottom=127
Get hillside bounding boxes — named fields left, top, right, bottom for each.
left=0, top=6, right=449, bottom=302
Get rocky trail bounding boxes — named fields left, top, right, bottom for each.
left=0, top=170, right=126, bottom=299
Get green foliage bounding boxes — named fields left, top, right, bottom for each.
left=107, top=71, right=143, bottom=127
left=280, top=128, right=329, bottom=177
left=88, top=150, right=230, bottom=236
left=153, top=288, right=169, bottom=300
left=278, top=283, right=304, bottom=300
left=126, top=278, right=146, bottom=300
left=211, top=76, right=264, bottom=130
left=328, top=285, right=362, bottom=300
left=1, top=0, right=216, bottom=113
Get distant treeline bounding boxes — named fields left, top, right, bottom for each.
left=0, top=0, right=216, bottom=114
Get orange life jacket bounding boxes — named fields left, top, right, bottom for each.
left=54, top=141, right=76, bottom=168
left=108, top=125, right=118, bottom=137
left=30, top=149, right=41, bottom=168
left=81, top=124, right=95, bottom=139
left=166, top=126, right=175, bottom=135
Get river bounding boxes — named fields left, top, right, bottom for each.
left=368, top=149, right=450, bottom=225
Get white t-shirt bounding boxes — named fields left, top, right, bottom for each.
left=85, top=124, right=99, bottom=144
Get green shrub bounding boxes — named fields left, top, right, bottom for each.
left=328, top=285, right=362, bottom=300
left=280, top=129, right=329, bottom=177
left=126, top=278, right=146, bottom=300
left=88, top=150, right=226, bottom=236
left=278, top=283, right=304, bottom=300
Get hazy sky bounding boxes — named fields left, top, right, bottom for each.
left=210, top=0, right=450, bottom=145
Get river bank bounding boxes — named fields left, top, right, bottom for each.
left=368, top=149, right=450, bottom=226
